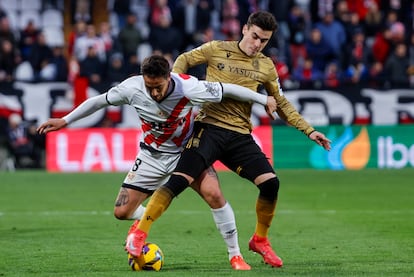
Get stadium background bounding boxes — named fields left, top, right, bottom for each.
left=0, top=0, right=413, bottom=170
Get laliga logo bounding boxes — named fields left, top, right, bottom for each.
left=310, top=127, right=370, bottom=170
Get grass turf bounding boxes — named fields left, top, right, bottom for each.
left=0, top=169, right=413, bottom=276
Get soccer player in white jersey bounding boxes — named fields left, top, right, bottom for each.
left=37, top=55, right=277, bottom=270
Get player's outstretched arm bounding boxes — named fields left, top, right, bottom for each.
left=221, top=83, right=277, bottom=119
left=37, top=94, right=109, bottom=134
left=309, top=131, right=331, bottom=151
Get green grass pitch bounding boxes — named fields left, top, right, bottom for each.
left=1, top=169, right=413, bottom=276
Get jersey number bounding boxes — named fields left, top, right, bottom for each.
left=132, top=158, right=142, bottom=171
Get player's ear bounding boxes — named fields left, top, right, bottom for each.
left=242, top=24, right=248, bottom=35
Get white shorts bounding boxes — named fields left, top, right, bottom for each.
left=122, top=147, right=181, bottom=192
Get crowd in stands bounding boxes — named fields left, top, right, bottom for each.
left=0, top=0, right=413, bottom=170
left=0, top=0, right=413, bottom=90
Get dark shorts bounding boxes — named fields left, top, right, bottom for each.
left=175, top=122, right=274, bottom=182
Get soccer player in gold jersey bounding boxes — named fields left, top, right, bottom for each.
left=126, top=11, right=331, bottom=268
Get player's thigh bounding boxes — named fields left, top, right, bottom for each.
left=176, top=123, right=226, bottom=178
left=117, top=150, right=180, bottom=209
left=222, top=134, right=275, bottom=183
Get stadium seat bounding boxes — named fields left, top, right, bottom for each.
left=19, top=0, right=42, bottom=11
left=109, top=12, right=119, bottom=36
left=42, top=26, right=64, bottom=47
left=19, top=9, right=42, bottom=30
left=41, top=9, right=64, bottom=28
left=0, top=0, right=20, bottom=11
left=137, top=43, right=152, bottom=63
left=5, top=10, right=19, bottom=31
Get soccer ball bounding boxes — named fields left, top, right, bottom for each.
left=128, top=242, right=164, bottom=271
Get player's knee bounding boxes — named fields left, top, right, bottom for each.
left=201, top=187, right=226, bottom=209
left=113, top=207, right=129, bottom=220
left=257, top=176, right=280, bottom=202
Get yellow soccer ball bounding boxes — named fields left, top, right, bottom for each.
left=128, top=243, right=164, bottom=271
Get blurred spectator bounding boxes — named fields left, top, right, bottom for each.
left=220, top=0, right=240, bottom=40
left=305, top=27, right=335, bottom=72
left=334, top=0, right=350, bottom=24
left=28, top=32, right=54, bottom=81
left=6, top=113, right=43, bottom=169
left=363, top=1, right=383, bottom=39
left=117, top=12, right=142, bottom=59
left=266, top=0, right=291, bottom=63
left=292, top=57, right=324, bottom=89
left=0, top=16, right=17, bottom=48
left=343, top=29, right=370, bottom=85
left=79, top=46, right=104, bottom=84
left=172, top=0, right=213, bottom=51
left=287, top=4, right=307, bottom=70
left=343, top=12, right=364, bottom=47
left=389, top=21, right=406, bottom=46
left=324, top=62, right=341, bottom=88
left=71, top=0, right=93, bottom=24
left=0, top=39, right=20, bottom=82
left=268, top=47, right=292, bottom=88
left=346, top=0, right=380, bottom=22
left=125, top=53, right=141, bottom=77
left=98, top=21, right=115, bottom=55
left=314, top=11, right=347, bottom=69
left=172, top=0, right=198, bottom=51
left=67, top=20, right=87, bottom=57
left=367, top=61, right=385, bottom=88
left=19, top=20, right=40, bottom=61
left=74, top=24, right=106, bottom=63
left=383, top=9, right=399, bottom=29
left=384, top=42, right=410, bottom=88
left=113, top=0, right=131, bottom=29
left=105, top=52, right=127, bottom=84
left=148, top=0, right=182, bottom=55
left=150, top=0, right=172, bottom=27
left=50, top=46, right=68, bottom=82
left=371, top=27, right=392, bottom=64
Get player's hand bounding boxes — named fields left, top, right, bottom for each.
left=265, top=96, right=277, bottom=120
left=309, top=131, right=331, bottom=151
left=37, top=118, right=67, bottom=134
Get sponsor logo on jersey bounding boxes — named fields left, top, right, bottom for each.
left=228, top=65, right=260, bottom=81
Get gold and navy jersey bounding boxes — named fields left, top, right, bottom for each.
left=173, top=40, right=314, bottom=135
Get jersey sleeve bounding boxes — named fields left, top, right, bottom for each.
left=172, top=41, right=214, bottom=73
left=106, top=78, right=137, bottom=106
left=179, top=74, right=223, bottom=105
left=265, top=73, right=315, bottom=136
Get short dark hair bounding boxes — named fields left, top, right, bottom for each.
left=247, top=11, right=278, bottom=32
left=140, top=55, right=170, bottom=78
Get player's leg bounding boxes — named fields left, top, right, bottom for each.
left=114, top=187, right=149, bottom=220
left=222, top=134, right=283, bottom=267
left=190, top=167, right=251, bottom=270
left=127, top=123, right=221, bottom=257
left=133, top=148, right=206, bottom=235
left=122, top=149, right=177, bottom=255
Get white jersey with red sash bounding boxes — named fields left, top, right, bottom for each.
left=106, top=72, right=223, bottom=154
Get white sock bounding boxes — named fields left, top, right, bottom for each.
left=131, top=204, right=146, bottom=220
left=211, top=202, right=241, bottom=260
